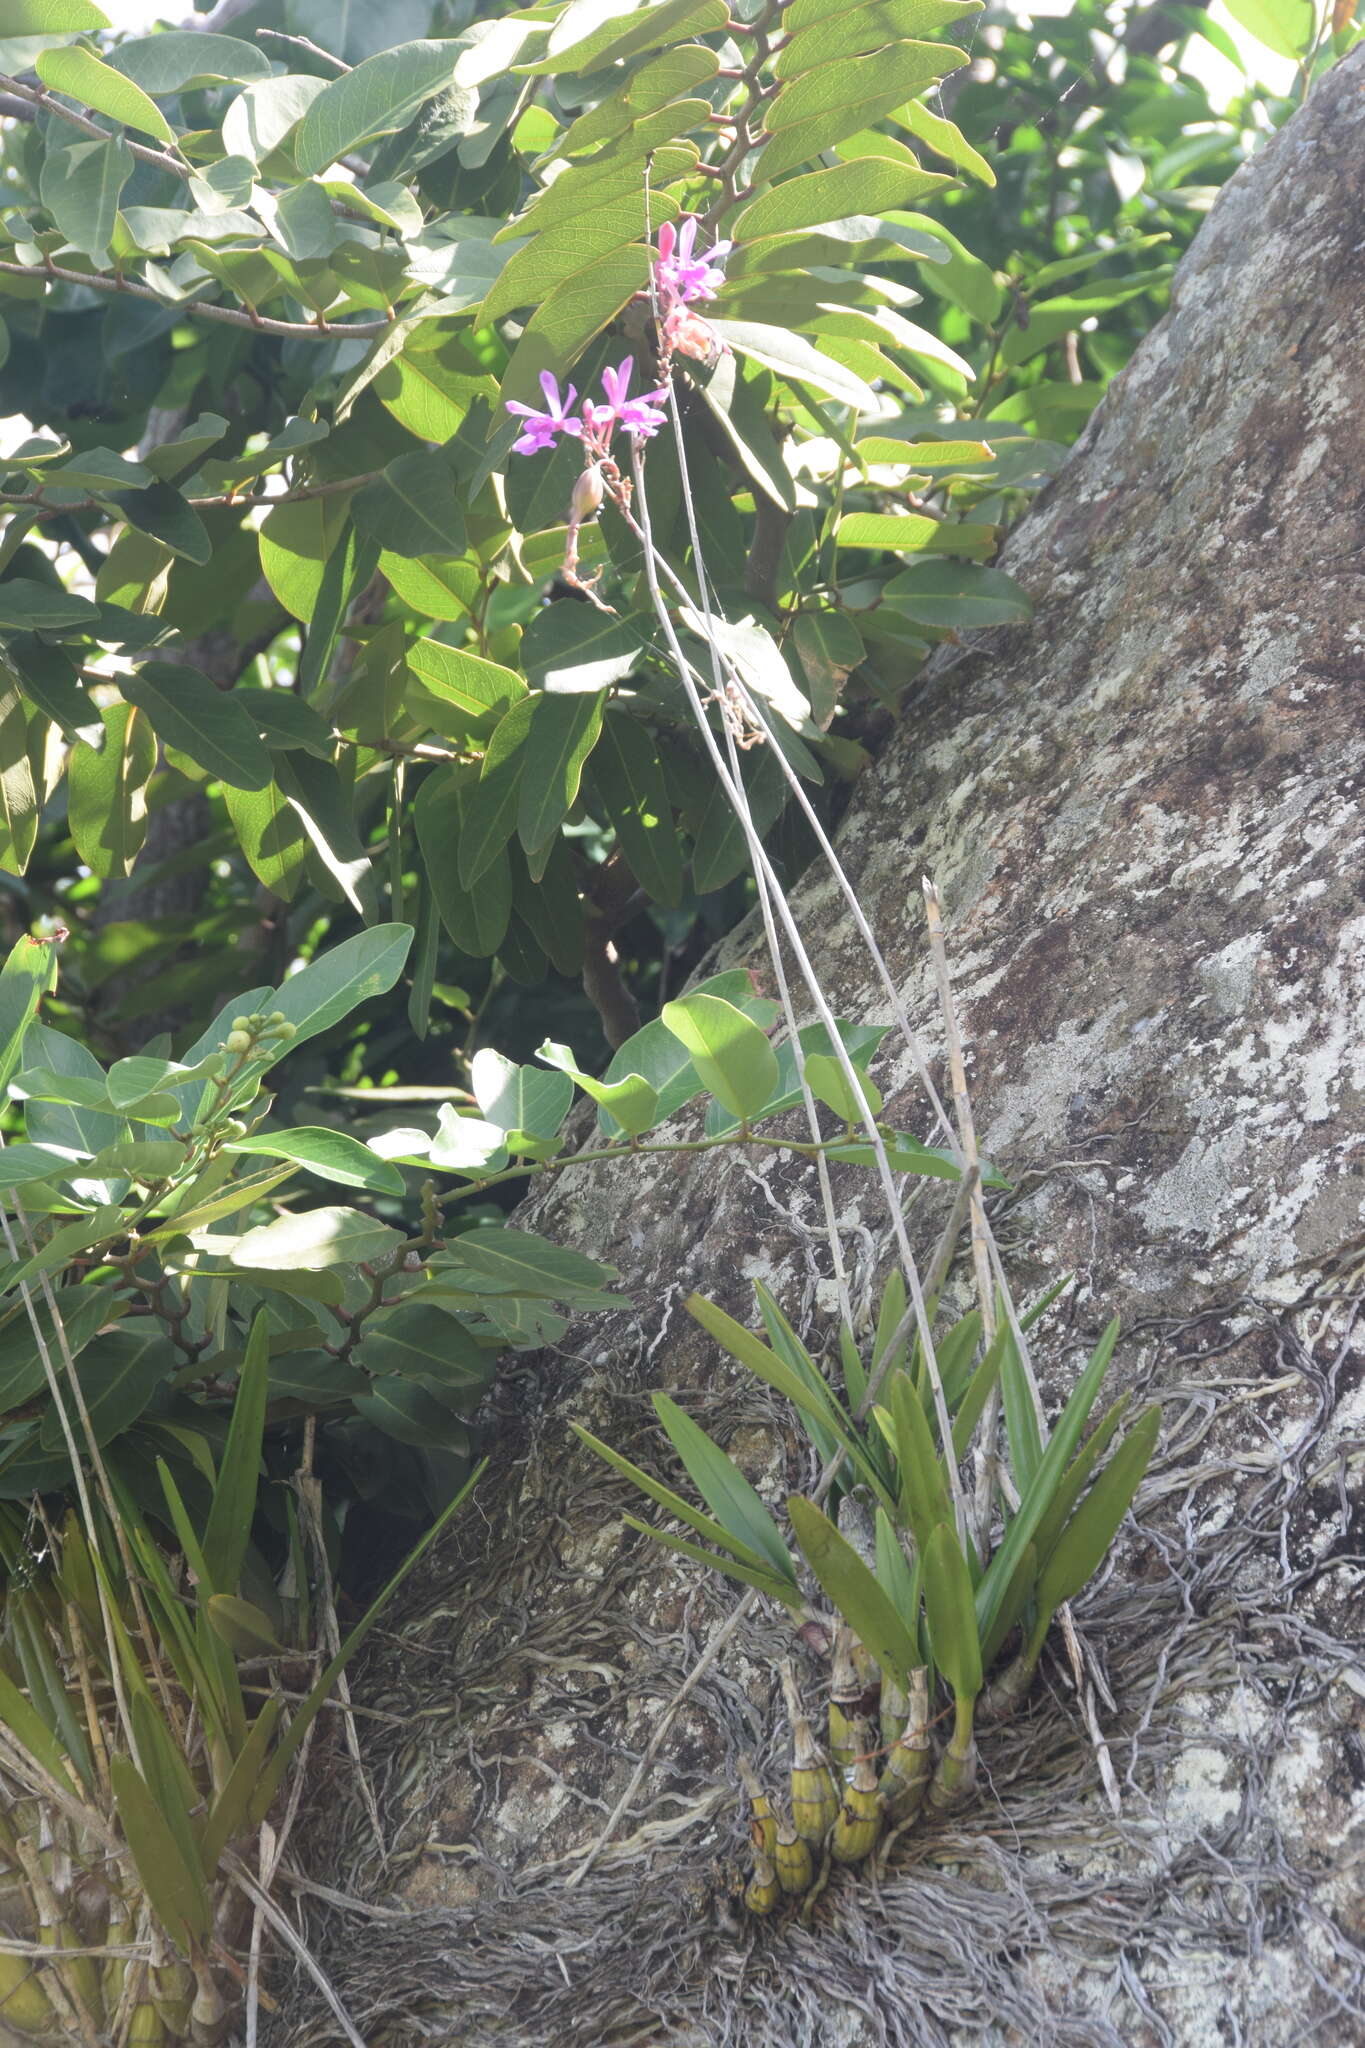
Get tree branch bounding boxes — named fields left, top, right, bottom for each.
left=0, top=256, right=394, bottom=339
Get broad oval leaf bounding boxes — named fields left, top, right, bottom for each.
left=661, top=993, right=780, bottom=1124
left=268, top=924, right=414, bottom=1052
left=296, top=41, right=464, bottom=175
left=119, top=664, right=271, bottom=792
left=224, top=1126, right=405, bottom=1196
left=35, top=44, right=176, bottom=141
left=229, top=1207, right=405, bottom=1272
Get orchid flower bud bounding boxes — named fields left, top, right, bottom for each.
left=570, top=463, right=605, bottom=522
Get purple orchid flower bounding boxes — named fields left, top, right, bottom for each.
left=654, top=217, right=732, bottom=307
left=504, top=369, right=583, bottom=456
left=597, top=358, right=669, bottom=439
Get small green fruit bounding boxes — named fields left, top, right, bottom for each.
left=224, top=1031, right=251, bottom=1054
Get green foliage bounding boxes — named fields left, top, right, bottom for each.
left=0, top=1311, right=486, bottom=2042
left=579, top=1267, right=1160, bottom=1812
left=0, top=0, right=1134, bottom=1057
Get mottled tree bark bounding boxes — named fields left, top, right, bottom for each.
left=288, top=53, right=1365, bottom=2048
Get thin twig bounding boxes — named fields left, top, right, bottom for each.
left=0, top=256, right=393, bottom=340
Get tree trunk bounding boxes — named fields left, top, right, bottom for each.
left=286, top=53, right=1365, bottom=2048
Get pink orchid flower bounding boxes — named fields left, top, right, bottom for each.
left=504, top=369, right=583, bottom=456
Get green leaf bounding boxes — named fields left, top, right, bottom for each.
left=198, top=1695, right=283, bottom=1877
left=684, top=611, right=811, bottom=734
left=503, top=245, right=653, bottom=399
left=921, top=1520, right=982, bottom=1701
left=205, top=1593, right=286, bottom=1658
left=5, top=636, right=89, bottom=739
left=590, top=712, right=683, bottom=908
left=68, top=700, right=156, bottom=879
left=272, top=752, right=377, bottom=922
left=1029, top=1395, right=1130, bottom=1574
left=0, top=671, right=38, bottom=875
left=37, top=1326, right=172, bottom=1452
left=518, top=690, right=604, bottom=854
left=621, top=1513, right=802, bottom=1601
left=888, top=1368, right=953, bottom=1554
left=882, top=561, right=1032, bottom=628
left=893, top=96, right=994, bottom=185
left=417, top=788, right=513, bottom=960
left=431, top=1225, right=617, bottom=1304
left=259, top=493, right=353, bottom=623
left=118, top=664, right=271, bottom=792
left=838, top=513, right=996, bottom=558
left=110, top=482, right=211, bottom=565
left=710, top=318, right=878, bottom=412
left=998, top=1317, right=1044, bottom=1496
left=599, top=971, right=778, bottom=1131
left=537, top=1041, right=659, bottom=1139
left=233, top=688, right=333, bottom=759
left=0, top=1140, right=86, bottom=1188
left=268, top=924, right=414, bottom=1052
left=222, top=71, right=326, bottom=162
left=759, top=43, right=965, bottom=179
left=356, top=1301, right=490, bottom=1392
left=223, top=782, right=309, bottom=902
left=407, top=635, right=524, bottom=737
left=230, top=1207, right=405, bottom=1272
left=976, top=1318, right=1122, bottom=1641
left=573, top=1420, right=782, bottom=1571
left=803, top=1050, right=882, bottom=1123
left=353, top=451, right=466, bottom=560
left=471, top=1047, right=573, bottom=1142
left=373, top=327, right=493, bottom=442
left=701, top=1019, right=886, bottom=1140
left=109, top=1755, right=212, bottom=1948
left=998, top=279, right=1160, bottom=371
left=499, top=130, right=700, bottom=242
left=458, top=699, right=533, bottom=887
left=684, top=1292, right=894, bottom=1509
left=0, top=1, right=108, bottom=25
left=787, top=1493, right=920, bottom=1683
left=661, top=993, right=780, bottom=1124
left=109, top=30, right=272, bottom=94
left=1034, top=1407, right=1160, bottom=1621
left=295, top=40, right=466, bottom=174
left=384, top=553, right=480, bottom=623
left=780, top=0, right=977, bottom=56
left=36, top=43, right=175, bottom=140
left=521, top=605, right=648, bottom=695
left=0, top=930, right=57, bottom=1097
left=519, top=0, right=727, bottom=73
left=874, top=1505, right=922, bottom=1645
left=39, top=132, right=131, bottom=263
left=1222, top=0, right=1315, bottom=58
left=823, top=1129, right=978, bottom=1183
left=224, top=1126, right=404, bottom=1197
left=353, top=1374, right=471, bottom=1451
left=17, top=1022, right=122, bottom=1172
left=653, top=1391, right=797, bottom=1584
left=0, top=580, right=99, bottom=631
left=734, top=156, right=946, bottom=238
